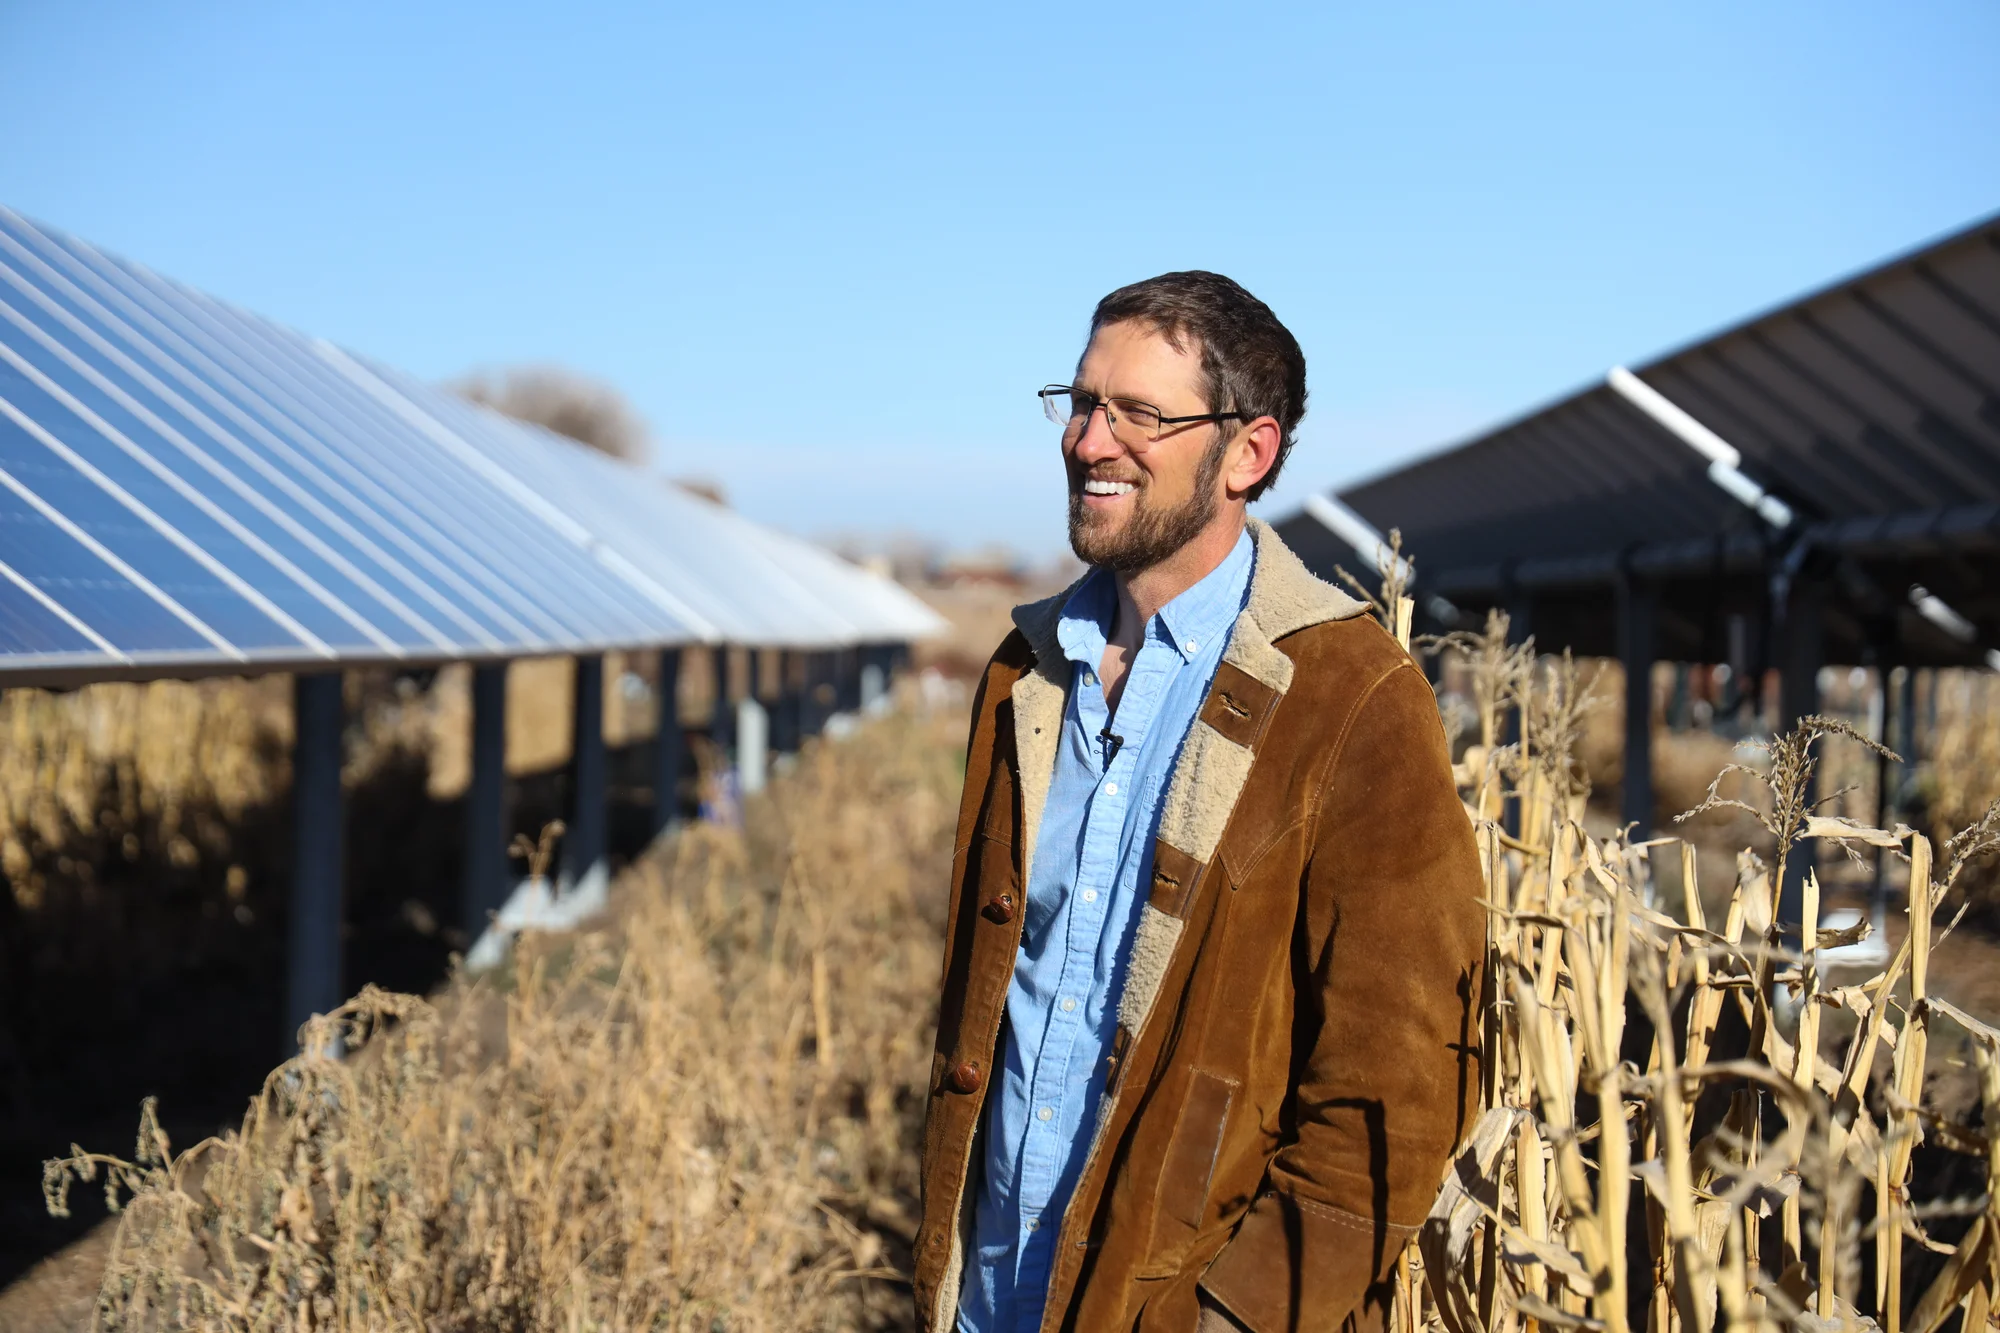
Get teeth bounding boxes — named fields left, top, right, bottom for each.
left=1084, top=479, right=1136, bottom=496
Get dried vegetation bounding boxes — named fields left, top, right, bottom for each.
left=44, top=706, right=960, bottom=1332
left=1405, top=624, right=2000, bottom=1333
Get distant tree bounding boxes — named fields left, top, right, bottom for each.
left=450, top=365, right=649, bottom=462
left=671, top=477, right=729, bottom=507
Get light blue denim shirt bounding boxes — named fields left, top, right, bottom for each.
left=958, top=528, right=1255, bottom=1333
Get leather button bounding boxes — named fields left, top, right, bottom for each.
left=950, top=1060, right=983, bottom=1094
left=982, top=893, right=1015, bottom=924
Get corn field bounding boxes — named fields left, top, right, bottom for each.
left=1381, top=592, right=2000, bottom=1333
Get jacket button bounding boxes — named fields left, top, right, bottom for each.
left=982, top=893, right=1015, bottom=924
left=950, top=1061, right=983, bottom=1094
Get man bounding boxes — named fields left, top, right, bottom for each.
left=915, top=271, right=1485, bottom=1333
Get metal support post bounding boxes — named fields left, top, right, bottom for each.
left=1896, top=664, right=1919, bottom=782
left=755, top=648, right=784, bottom=754
left=1618, top=576, right=1658, bottom=838
left=1504, top=583, right=1534, bottom=646
left=289, top=672, right=345, bottom=1047
left=462, top=662, right=508, bottom=939
left=802, top=651, right=826, bottom=739
left=860, top=643, right=889, bottom=711
left=1498, top=586, right=1532, bottom=837
left=710, top=644, right=734, bottom=757
left=737, top=691, right=769, bottom=794
left=787, top=649, right=805, bottom=751
left=837, top=647, right=861, bottom=713
left=561, top=655, right=608, bottom=899
left=652, top=648, right=684, bottom=837
left=1872, top=665, right=1895, bottom=924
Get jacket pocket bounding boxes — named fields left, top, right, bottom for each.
left=1158, top=1068, right=1237, bottom=1230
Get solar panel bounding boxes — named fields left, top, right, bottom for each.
left=0, top=205, right=942, bottom=682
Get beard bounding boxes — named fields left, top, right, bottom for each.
left=1067, top=436, right=1228, bottom=573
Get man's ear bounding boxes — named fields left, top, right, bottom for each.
left=1224, top=417, right=1282, bottom=499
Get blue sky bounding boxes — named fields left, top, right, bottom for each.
left=3, top=2, right=1996, bottom=559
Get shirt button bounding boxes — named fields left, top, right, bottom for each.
left=1061, top=997, right=1077, bottom=1013
left=1037, top=1106, right=1054, bottom=1122
left=1082, top=889, right=1098, bottom=903
left=1104, top=782, right=1118, bottom=796
left=1186, top=639, right=1199, bottom=652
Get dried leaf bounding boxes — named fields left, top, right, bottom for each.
left=1800, top=815, right=1912, bottom=848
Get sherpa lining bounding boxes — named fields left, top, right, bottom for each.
left=1155, top=719, right=1255, bottom=866
left=1115, top=904, right=1186, bottom=1032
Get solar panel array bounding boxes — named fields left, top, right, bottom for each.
left=1322, top=211, right=2000, bottom=592
left=0, top=206, right=942, bottom=682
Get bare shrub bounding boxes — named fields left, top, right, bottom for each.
left=450, top=366, right=649, bottom=462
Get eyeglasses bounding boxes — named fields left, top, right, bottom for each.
left=1038, top=385, right=1244, bottom=452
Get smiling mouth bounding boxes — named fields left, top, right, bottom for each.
left=1081, top=478, right=1137, bottom=497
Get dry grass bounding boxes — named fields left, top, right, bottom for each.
left=44, top=703, right=961, bottom=1333
left=0, top=651, right=724, bottom=912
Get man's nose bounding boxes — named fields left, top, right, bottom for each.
left=1070, top=406, right=1124, bottom=463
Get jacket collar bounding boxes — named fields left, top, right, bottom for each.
left=1010, top=517, right=1367, bottom=693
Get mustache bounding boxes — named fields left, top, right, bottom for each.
left=1067, top=465, right=1145, bottom=490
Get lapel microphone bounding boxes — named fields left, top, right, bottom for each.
left=1099, top=726, right=1125, bottom=766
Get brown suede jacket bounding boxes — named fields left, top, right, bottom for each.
left=914, top=520, right=1486, bottom=1333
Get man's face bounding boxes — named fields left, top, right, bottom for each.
left=1064, top=320, right=1230, bottom=573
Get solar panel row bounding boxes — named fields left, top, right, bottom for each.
left=0, top=206, right=940, bottom=682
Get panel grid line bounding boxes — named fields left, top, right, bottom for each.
left=12, top=218, right=565, bottom=646
left=0, top=291, right=414, bottom=655
left=0, top=247, right=464, bottom=651
left=0, top=338, right=332, bottom=657
left=0, top=218, right=513, bottom=647
left=0, top=394, right=241, bottom=658
left=0, top=551, right=125, bottom=658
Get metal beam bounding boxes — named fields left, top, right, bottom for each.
left=462, top=661, right=508, bottom=939
left=1302, top=492, right=1411, bottom=585
left=652, top=648, right=684, bottom=837
left=562, top=655, right=608, bottom=898
left=1606, top=366, right=1795, bottom=528
left=289, top=671, right=344, bottom=1047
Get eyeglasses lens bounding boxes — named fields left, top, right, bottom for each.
left=1042, top=388, right=1077, bottom=429
left=1041, top=388, right=1165, bottom=452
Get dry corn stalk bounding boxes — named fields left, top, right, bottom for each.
left=1406, top=603, right=2000, bottom=1333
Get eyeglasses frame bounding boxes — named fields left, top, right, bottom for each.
left=1038, top=384, right=1247, bottom=447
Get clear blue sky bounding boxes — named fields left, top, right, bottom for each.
left=4, top=2, right=1996, bottom=560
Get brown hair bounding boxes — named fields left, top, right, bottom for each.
left=1090, top=270, right=1306, bottom=502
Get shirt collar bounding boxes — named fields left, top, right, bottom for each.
left=1054, top=527, right=1256, bottom=668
